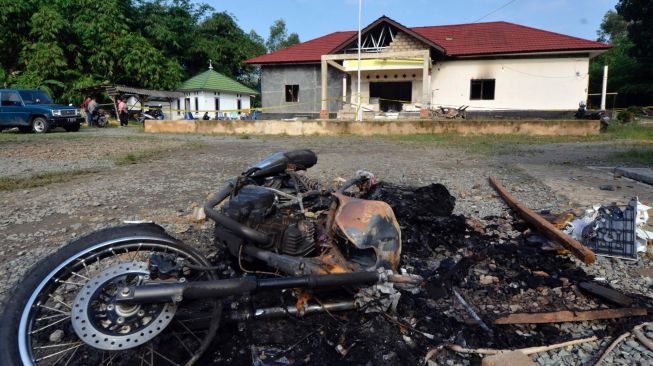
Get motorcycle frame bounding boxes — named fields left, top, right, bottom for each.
left=117, top=174, right=389, bottom=305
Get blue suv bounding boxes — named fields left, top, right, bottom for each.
left=0, top=89, right=83, bottom=133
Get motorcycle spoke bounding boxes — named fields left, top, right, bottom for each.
left=69, top=271, right=90, bottom=281
left=55, top=279, right=84, bottom=287
left=36, top=313, right=69, bottom=322
left=30, top=315, right=71, bottom=334
left=101, top=351, right=117, bottom=366
left=37, top=304, right=70, bottom=316
left=171, top=330, right=194, bottom=356
left=152, top=348, right=180, bottom=366
left=62, top=345, right=79, bottom=366
left=175, top=319, right=202, bottom=343
left=80, top=259, right=91, bottom=278
left=47, top=294, right=72, bottom=310
left=35, top=342, right=82, bottom=350
left=34, top=342, right=82, bottom=362
left=130, top=244, right=142, bottom=262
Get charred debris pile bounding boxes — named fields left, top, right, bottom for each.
left=205, top=182, right=653, bottom=365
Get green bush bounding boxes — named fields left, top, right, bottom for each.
left=627, top=105, right=641, bottom=114
left=617, top=109, right=635, bottom=123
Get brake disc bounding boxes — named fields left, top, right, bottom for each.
left=71, top=262, right=177, bottom=351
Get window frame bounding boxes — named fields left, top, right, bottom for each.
left=470, top=79, right=496, bottom=101
left=285, top=84, right=299, bottom=103
left=1, top=91, right=23, bottom=106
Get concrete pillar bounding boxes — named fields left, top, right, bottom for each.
left=600, top=64, right=609, bottom=110
left=420, top=53, right=430, bottom=119
left=320, top=58, right=328, bottom=119
left=342, top=74, right=347, bottom=103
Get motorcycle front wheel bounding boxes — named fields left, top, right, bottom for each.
left=0, top=223, right=221, bottom=366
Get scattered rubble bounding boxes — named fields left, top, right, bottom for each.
left=200, top=181, right=653, bottom=365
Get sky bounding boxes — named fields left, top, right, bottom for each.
left=202, top=0, right=619, bottom=44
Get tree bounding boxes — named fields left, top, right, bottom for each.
left=615, top=0, right=653, bottom=105
left=0, top=0, right=270, bottom=104
left=266, top=19, right=300, bottom=52
left=597, top=10, right=628, bottom=42
left=190, top=12, right=266, bottom=80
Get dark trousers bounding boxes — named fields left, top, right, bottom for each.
left=119, top=111, right=128, bottom=126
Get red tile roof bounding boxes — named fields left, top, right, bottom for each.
left=411, top=21, right=610, bottom=56
left=245, top=20, right=609, bottom=65
left=245, top=31, right=356, bottom=64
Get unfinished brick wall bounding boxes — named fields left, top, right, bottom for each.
left=383, top=32, right=428, bottom=53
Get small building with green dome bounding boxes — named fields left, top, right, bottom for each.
left=174, top=63, right=259, bottom=119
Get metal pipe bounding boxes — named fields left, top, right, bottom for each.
left=225, top=301, right=357, bottom=322
left=356, top=0, right=363, bottom=121
left=203, top=183, right=270, bottom=245
left=452, top=288, right=492, bottom=334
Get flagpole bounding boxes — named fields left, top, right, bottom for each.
left=356, top=0, right=363, bottom=121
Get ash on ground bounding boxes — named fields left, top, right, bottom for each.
left=200, top=182, right=653, bottom=366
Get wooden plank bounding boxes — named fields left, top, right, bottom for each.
left=578, top=282, right=633, bottom=307
left=494, top=308, right=647, bottom=325
left=488, top=176, right=596, bottom=264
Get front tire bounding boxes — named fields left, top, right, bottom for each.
left=0, top=223, right=221, bottom=366
left=97, top=115, right=107, bottom=128
left=32, top=117, right=50, bottom=133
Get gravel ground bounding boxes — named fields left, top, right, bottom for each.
left=1, top=128, right=652, bottom=365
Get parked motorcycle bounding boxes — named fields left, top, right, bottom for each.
left=575, top=101, right=610, bottom=132
left=0, top=150, right=420, bottom=366
left=91, top=108, right=108, bottom=128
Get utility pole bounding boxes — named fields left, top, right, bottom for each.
left=356, top=0, right=363, bottom=121
left=600, top=64, right=609, bottom=110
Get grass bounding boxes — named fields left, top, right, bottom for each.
left=0, top=130, right=93, bottom=143
left=380, top=123, right=653, bottom=155
left=0, top=138, right=205, bottom=190
left=0, top=169, right=99, bottom=191
left=113, top=141, right=205, bottom=165
left=608, top=148, right=653, bottom=165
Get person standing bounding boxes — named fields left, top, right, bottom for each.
left=87, top=97, right=98, bottom=127
left=81, top=96, right=91, bottom=127
left=118, top=98, right=128, bottom=126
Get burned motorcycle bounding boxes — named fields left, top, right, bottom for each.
left=0, top=150, right=421, bottom=366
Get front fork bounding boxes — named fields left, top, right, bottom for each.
left=116, top=271, right=382, bottom=305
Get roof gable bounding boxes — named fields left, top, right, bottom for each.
left=245, top=17, right=610, bottom=65
left=330, top=15, right=444, bottom=54
left=179, top=69, right=258, bottom=95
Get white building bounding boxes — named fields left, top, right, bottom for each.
left=174, top=64, right=259, bottom=119
left=245, top=16, right=610, bottom=119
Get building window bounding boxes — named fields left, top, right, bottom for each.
left=237, top=99, right=242, bottom=111
left=285, top=85, right=299, bottom=103
left=177, top=99, right=181, bottom=115
left=215, top=98, right=220, bottom=111
left=194, top=97, right=199, bottom=112
left=470, top=79, right=495, bottom=100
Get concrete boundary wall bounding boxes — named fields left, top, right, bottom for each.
left=144, top=119, right=599, bottom=136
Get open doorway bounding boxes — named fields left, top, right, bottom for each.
left=370, top=82, right=412, bottom=112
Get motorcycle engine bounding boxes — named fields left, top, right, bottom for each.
left=219, top=185, right=317, bottom=257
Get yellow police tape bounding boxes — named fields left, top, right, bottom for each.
left=139, top=96, right=418, bottom=115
